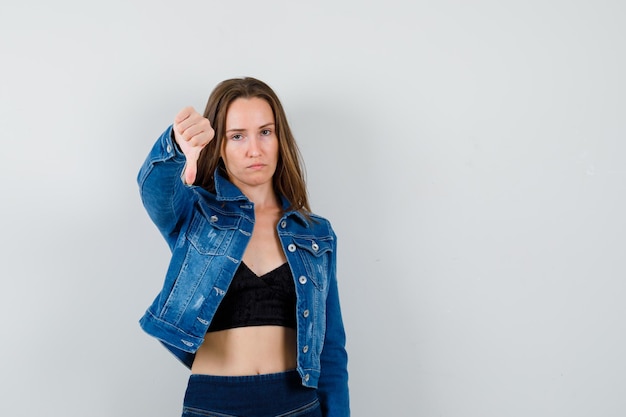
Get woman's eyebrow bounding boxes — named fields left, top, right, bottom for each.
left=226, top=123, right=275, bottom=133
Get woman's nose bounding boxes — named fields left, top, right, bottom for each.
left=247, top=137, right=261, bottom=157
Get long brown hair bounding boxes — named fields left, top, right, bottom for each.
left=194, top=77, right=310, bottom=213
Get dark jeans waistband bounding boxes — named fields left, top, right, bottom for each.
left=182, top=370, right=321, bottom=417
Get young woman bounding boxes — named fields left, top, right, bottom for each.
left=137, top=77, right=349, bottom=417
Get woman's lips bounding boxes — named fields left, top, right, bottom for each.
left=247, top=163, right=266, bottom=169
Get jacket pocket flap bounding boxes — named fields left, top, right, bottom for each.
left=196, top=201, right=241, bottom=230
left=292, top=236, right=333, bottom=256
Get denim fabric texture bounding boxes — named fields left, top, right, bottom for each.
left=182, top=370, right=322, bottom=417
left=138, top=126, right=349, bottom=416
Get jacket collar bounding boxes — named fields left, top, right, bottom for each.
left=214, top=168, right=248, bottom=202
left=213, top=168, right=310, bottom=227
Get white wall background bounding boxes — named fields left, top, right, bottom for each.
left=1, top=1, right=625, bottom=416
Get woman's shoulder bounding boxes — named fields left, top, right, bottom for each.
left=307, top=211, right=331, bottom=225
left=300, top=211, right=337, bottom=239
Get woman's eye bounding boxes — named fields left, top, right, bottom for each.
left=231, top=134, right=244, bottom=141
left=261, top=129, right=271, bottom=136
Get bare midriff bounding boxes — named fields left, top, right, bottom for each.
left=191, top=325, right=297, bottom=376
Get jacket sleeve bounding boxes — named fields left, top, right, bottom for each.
left=317, top=227, right=350, bottom=417
left=137, top=125, right=194, bottom=249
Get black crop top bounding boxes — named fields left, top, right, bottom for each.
left=207, top=262, right=297, bottom=332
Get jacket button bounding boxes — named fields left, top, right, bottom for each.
left=304, top=374, right=310, bottom=382
left=166, top=144, right=172, bottom=153
left=210, top=215, right=218, bottom=222
left=302, top=345, right=309, bottom=353
left=303, top=309, right=310, bottom=318
left=299, top=276, right=307, bottom=285
left=280, top=220, right=287, bottom=228
left=311, top=242, right=319, bottom=251
left=288, top=244, right=296, bottom=252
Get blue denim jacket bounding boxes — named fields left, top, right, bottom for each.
left=137, top=126, right=349, bottom=416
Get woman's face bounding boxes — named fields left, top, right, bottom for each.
left=221, top=97, right=279, bottom=193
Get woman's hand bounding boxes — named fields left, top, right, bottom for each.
left=173, top=106, right=215, bottom=185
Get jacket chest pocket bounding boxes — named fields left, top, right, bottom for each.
left=290, top=236, right=333, bottom=291
left=186, top=208, right=241, bottom=256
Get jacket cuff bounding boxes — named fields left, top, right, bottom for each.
left=158, top=125, right=186, bottom=163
